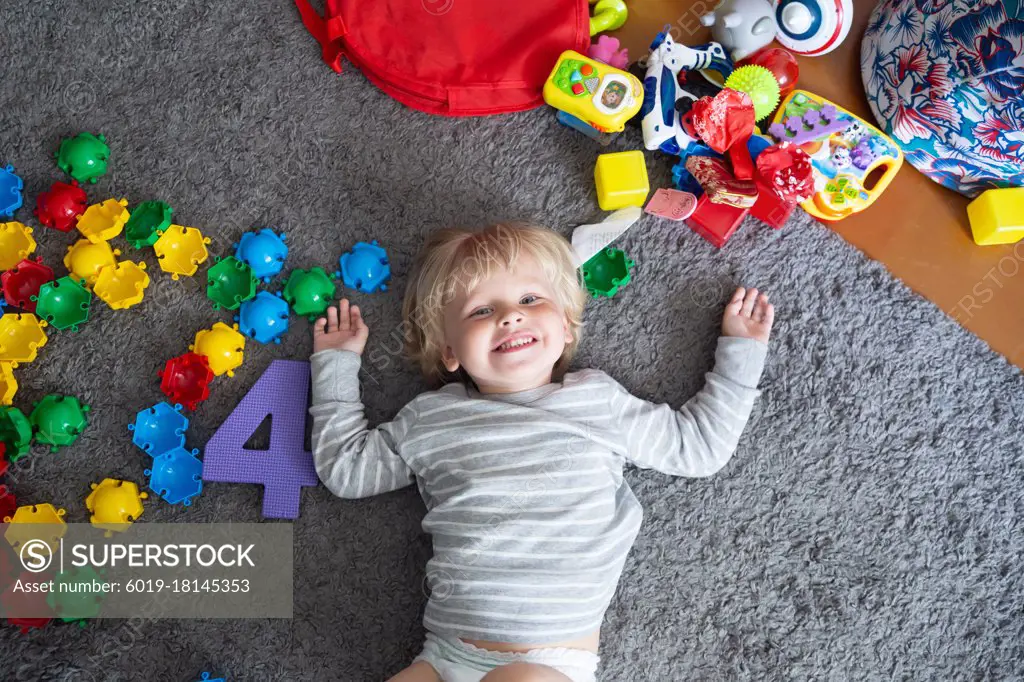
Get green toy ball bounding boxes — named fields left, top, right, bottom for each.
left=282, top=267, right=337, bottom=321
left=724, top=65, right=781, bottom=122
left=55, top=132, right=110, bottom=184
left=30, top=395, right=90, bottom=452
left=581, top=247, right=635, bottom=299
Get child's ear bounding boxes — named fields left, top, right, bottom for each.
left=441, top=345, right=460, bottom=372
left=563, top=317, right=573, bottom=345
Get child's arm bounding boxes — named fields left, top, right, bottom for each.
left=610, top=287, right=773, bottom=478
left=309, top=301, right=416, bottom=499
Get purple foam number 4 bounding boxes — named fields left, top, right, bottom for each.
left=202, top=360, right=318, bottom=518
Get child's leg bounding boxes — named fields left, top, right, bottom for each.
left=481, top=662, right=574, bottom=682
left=387, top=661, right=442, bottom=682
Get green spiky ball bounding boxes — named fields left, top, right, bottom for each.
left=725, top=65, right=781, bottom=122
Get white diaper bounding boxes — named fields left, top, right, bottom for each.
left=412, top=631, right=600, bottom=682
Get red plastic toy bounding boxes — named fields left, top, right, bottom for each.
left=1, top=258, right=55, bottom=312
left=159, top=352, right=215, bottom=410
left=685, top=156, right=759, bottom=208
left=751, top=143, right=814, bottom=229
left=686, top=194, right=750, bottom=248
left=751, top=181, right=797, bottom=229
left=0, top=442, right=8, bottom=479
left=34, top=181, right=88, bottom=233
left=6, top=617, right=52, bottom=634
left=738, top=47, right=800, bottom=100
left=689, top=89, right=757, bottom=180
left=3, top=570, right=52, bottom=632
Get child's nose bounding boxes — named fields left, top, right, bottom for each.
left=500, top=308, right=524, bottom=326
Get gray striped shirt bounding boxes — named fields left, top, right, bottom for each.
left=309, top=336, right=768, bottom=644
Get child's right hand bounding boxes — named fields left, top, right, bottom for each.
left=313, top=299, right=369, bottom=355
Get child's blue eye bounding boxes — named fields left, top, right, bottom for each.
left=521, top=295, right=538, bottom=304
left=471, top=307, right=491, bottom=317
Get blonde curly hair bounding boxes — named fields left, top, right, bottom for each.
left=402, top=223, right=586, bottom=387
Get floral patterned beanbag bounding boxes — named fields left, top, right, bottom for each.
left=860, top=0, right=1024, bottom=197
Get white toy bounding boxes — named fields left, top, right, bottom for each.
left=773, top=0, right=853, bottom=56
left=700, top=0, right=777, bottom=62
left=639, top=28, right=733, bottom=154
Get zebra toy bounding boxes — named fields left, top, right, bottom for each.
left=639, top=28, right=734, bottom=155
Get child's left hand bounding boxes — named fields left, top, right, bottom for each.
left=721, top=286, right=774, bottom=345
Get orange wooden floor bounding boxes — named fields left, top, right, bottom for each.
left=610, top=0, right=1024, bottom=370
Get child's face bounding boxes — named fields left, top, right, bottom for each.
left=441, top=254, right=573, bottom=394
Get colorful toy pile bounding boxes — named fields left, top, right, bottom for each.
left=1, top=113, right=390, bottom=643
left=550, top=1, right=950, bottom=282
left=0, top=133, right=199, bottom=635
left=550, top=15, right=910, bottom=255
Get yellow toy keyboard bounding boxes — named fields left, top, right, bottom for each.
left=767, top=90, right=904, bottom=222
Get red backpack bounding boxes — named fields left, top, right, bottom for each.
left=294, top=0, right=590, bottom=116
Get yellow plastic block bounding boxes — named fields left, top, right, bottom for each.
left=0, top=222, right=36, bottom=271
left=94, top=261, right=150, bottom=310
left=0, top=313, right=48, bottom=366
left=86, top=478, right=148, bottom=536
left=595, top=151, right=649, bottom=211
left=0, top=362, right=16, bottom=405
left=4, top=503, right=67, bottom=553
left=968, top=187, right=1024, bottom=246
left=154, top=225, right=211, bottom=280
left=191, top=321, right=245, bottom=377
left=76, top=198, right=129, bottom=243
left=64, top=238, right=120, bottom=287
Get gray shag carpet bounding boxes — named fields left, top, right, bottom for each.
left=2, top=1, right=1023, bottom=680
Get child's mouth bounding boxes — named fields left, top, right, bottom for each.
left=493, top=336, right=538, bottom=353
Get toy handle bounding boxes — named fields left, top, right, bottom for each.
left=590, top=0, right=628, bottom=36
left=862, top=161, right=896, bottom=193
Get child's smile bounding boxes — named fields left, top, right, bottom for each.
left=441, top=254, right=573, bottom=394
left=493, top=333, right=538, bottom=353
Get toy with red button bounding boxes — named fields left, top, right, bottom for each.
left=542, top=51, right=643, bottom=133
